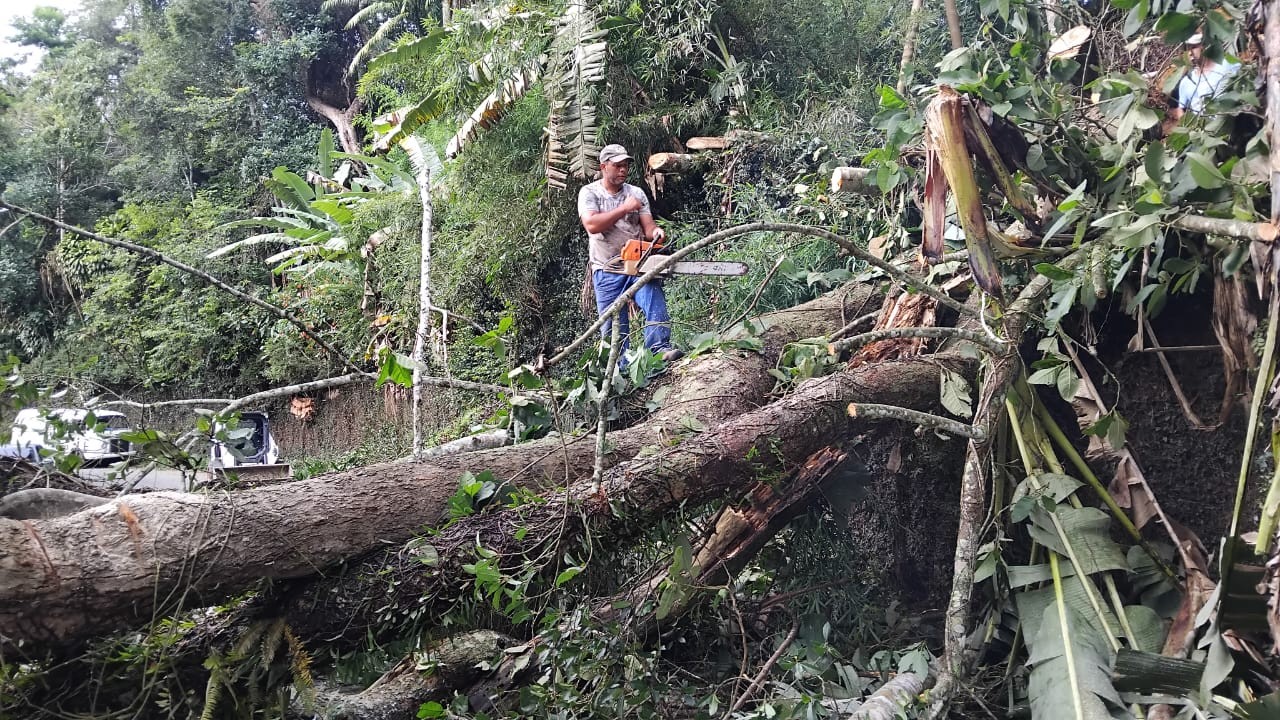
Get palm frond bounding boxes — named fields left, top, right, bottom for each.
left=366, top=28, right=448, bottom=75
left=206, top=233, right=296, bottom=259
left=543, top=1, right=607, bottom=188
left=446, top=63, right=542, bottom=160
left=346, top=12, right=407, bottom=76
left=342, top=1, right=393, bottom=30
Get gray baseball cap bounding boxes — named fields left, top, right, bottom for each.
left=598, top=144, right=633, bottom=164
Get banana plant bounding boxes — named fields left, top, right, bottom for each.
left=208, top=130, right=413, bottom=279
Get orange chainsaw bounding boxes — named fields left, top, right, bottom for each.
left=619, top=238, right=748, bottom=277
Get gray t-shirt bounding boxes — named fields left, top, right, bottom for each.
left=577, top=180, right=651, bottom=272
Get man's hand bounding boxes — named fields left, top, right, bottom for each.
left=620, top=195, right=644, bottom=214
left=650, top=227, right=666, bottom=243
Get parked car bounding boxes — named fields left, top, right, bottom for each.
left=9, top=408, right=134, bottom=463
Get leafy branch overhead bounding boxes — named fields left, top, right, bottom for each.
left=361, top=0, right=608, bottom=186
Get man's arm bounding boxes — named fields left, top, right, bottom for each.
left=580, top=194, right=644, bottom=234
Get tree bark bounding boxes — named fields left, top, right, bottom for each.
left=273, top=352, right=961, bottom=652
left=943, top=0, right=963, bottom=50
left=305, top=94, right=364, bottom=156
left=404, top=136, right=434, bottom=457
left=0, top=285, right=877, bottom=653
left=896, top=0, right=927, bottom=95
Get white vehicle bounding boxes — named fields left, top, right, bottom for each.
left=208, top=411, right=290, bottom=481
left=10, top=408, right=133, bottom=462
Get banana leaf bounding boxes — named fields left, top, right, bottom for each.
left=1027, top=506, right=1129, bottom=576
left=206, top=233, right=294, bottom=259
left=1025, top=591, right=1123, bottom=720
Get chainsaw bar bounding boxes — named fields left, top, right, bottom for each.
left=637, top=257, right=749, bottom=276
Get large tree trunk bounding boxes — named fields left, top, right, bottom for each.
left=1, top=285, right=881, bottom=653
left=305, top=93, right=364, bottom=156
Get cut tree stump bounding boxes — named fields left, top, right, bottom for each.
left=831, top=167, right=873, bottom=194
left=647, top=153, right=700, bottom=173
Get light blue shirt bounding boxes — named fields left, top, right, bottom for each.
left=1177, top=60, right=1239, bottom=114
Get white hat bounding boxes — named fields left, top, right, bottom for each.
left=1187, top=33, right=1203, bottom=45
left=598, top=144, right=633, bottom=164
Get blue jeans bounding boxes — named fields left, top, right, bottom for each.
left=593, top=270, right=672, bottom=353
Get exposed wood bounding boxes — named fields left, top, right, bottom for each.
left=830, top=167, right=873, bottom=194
left=304, top=93, right=363, bottom=156
left=685, top=136, right=731, bottom=150
left=647, top=152, right=699, bottom=173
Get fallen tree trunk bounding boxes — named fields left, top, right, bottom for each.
left=261, top=353, right=962, bottom=650
left=0, top=285, right=875, bottom=653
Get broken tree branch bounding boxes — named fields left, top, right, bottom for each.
left=848, top=403, right=983, bottom=439
left=1170, top=214, right=1278, bottom=241
left=830, top=326, right=1007, bottom=356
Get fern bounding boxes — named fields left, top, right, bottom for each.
left=199, top=667, right=223, bottom=720
left=284, top=626, right=317, bottom=713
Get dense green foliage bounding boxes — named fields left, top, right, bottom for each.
left=7, top=0, right=1277, bottom=717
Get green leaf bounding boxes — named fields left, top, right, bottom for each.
left=1186, top=152, right=1227, bottom=189
left=1144, top=140, right=1165, bottom=182
left=1027, top=506, right=1129, bottom=575
left=1122, top=605, right=1165, bottom=654
left=1026, top=599, right=1121, bottom=720
left=1056, top=365, right=1080, bottom=402
left=269, top=166, right=316, bottom=208
left=317, top=128, right=334, bottom=180
left=1034, top=263, right=1075, bottom=282
left=375, top=351, right=419, bottom=389
left=939, top=368, right=973, bottom=418
left=1154, top=12, right=1198, bottom=43
left=418, top=701, right=445, bottom=718
left=555, top=566, right=584, bottom=587
left=368, top=29, right=448, bottom=75
left=878, top=85, right=906, bottom=109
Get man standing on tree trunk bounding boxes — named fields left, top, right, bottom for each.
left=578, top=144, right=681, bottom=362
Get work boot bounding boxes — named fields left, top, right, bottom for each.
left=661, top=348, right=684, bottom=363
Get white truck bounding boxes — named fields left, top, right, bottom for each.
left=7, top=408, right=133, bottom=464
